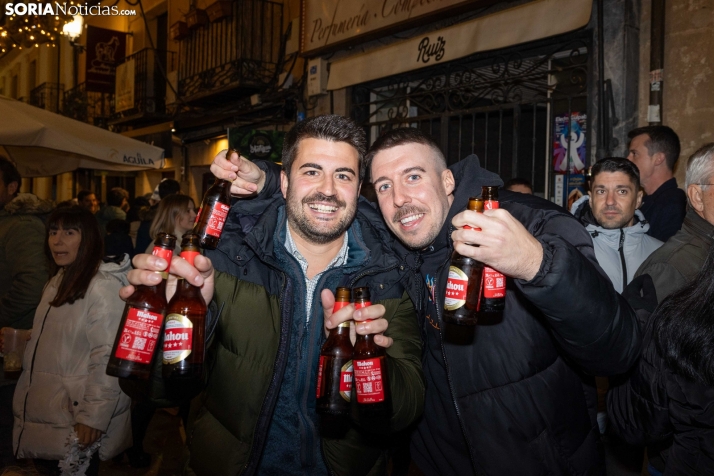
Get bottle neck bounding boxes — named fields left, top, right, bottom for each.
left=174, top=277, right=202, bottom=297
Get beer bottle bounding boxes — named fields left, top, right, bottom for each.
left=480, top=186, right=507, bottom=314
left=107, top=233, right=176, bottom=380
left=352, top=287, right=391, bottom=431
left=443, top=189, right=506, bottom=326
left=162, top=232, right=207, bottom=395
left=193, top=148, right=235, bottom=249
left=316, top=287, right=353, bottom=417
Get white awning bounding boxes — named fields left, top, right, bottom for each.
left=0, top=95, right=164, bottom=177
left=327, top=0, right=593, bottom=90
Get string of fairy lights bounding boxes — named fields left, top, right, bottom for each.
left=0, top=1, right=88, bottom=58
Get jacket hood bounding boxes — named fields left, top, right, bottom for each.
left=571, top=195, right=650, bottom=234
left=1, top=193, right=54, bottom=216
left=99, top=254, right=131, bottom=286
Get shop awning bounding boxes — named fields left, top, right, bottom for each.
left=327, top=0, right=593, bottom=90
left=0, top=95, right=164, bottom=177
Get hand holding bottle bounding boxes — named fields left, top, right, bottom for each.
left=210, top=148, right=266, bottom=197
left=451, top=207, right=543, bottom=281
left=321, top=289, right=393, bottom=348
left=120, top=253, right=215, bottom=305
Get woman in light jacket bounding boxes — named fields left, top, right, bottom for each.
left=11, top=206, right=131, bottom=475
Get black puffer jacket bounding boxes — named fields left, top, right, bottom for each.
left=608, top=279, right=714, bottom=476
left=410, top=156, right=642, bottom=475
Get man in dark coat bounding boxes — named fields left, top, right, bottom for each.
left=209, top=126, right=642, bottom=475
left=627, top=125, right=687, bottom=242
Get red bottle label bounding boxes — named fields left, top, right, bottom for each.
left=484, top=200, right=499, bottom=210
left=444, top=266, right=468, bottom=311
left=162, top=314, right=194, bottom=364
left=205, top=203, right=230, bottom=238
left=152, top=247, right=173, bottom=273
left=114, top=307, right=163, bottom=364
left=354, top=356, right=385, bottom=403
left=354, top=300, right=371, bottom=310
left=340, top=361, right=353, bottom=401
left=316, top=355, right=326, bottom=397
left=483, top=267, right=506, bottom=298
left=180, top=250, right=200, bottom=267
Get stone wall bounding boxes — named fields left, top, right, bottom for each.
left=638, top=0, right=714, bottom=184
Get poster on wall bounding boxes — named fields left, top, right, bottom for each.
left=553, top=112, right=587, bottom=174
left=228, top=129, right=285, bottom=163
left=554, top=173, right=587, bottom=211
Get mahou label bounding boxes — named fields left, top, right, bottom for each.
left=203, top=202, right=230, bottom=238
left=483, top=267, right=506, bottom=298
left=444, top=266, right=468, bottom=311
left=484, top=200, right=499, bottom=211
left=162, top=314, right=193, bottom=365
left=354, top=357, right=386, bottom=403
left=339, top=361, right=353, bottom=402
left=114, top=307, right=163, bottom=364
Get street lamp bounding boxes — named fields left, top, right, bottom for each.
left=61, top=15, right=83, bottom=44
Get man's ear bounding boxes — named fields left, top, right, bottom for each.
left=280, top=171, right=288, bottom=199
left=653, top=151, right=666, bottom=167
left=635, top=189, right=644, bottom=209
left=442, top=169, right=455, bottom=195
left=687, top=184, right=703, bottom=212
left=7, top=181, right=18, bottom=196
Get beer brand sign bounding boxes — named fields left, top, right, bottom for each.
left=301, top=0, right=480, bottom=55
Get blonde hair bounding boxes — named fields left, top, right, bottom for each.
left=149, top=194, right=194, bottom=241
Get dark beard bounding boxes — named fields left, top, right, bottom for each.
left=286, top=191, right=356, bottom=244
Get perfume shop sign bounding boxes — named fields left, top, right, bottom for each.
left=301, top=0, right=480, bottom=55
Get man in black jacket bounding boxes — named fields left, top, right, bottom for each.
left=210, top=127, right=642, bottom=475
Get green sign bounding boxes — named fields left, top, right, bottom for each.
left=228, top=129, right=285, bottom=163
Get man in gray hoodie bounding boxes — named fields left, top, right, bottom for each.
left=571, top=157, right=662, bottom=293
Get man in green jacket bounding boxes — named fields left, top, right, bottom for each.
left=123, top=116, right=424, bottom=475
left=636, top=142, right=714, bottom=302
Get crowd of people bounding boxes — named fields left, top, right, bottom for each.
left=0, top=116, right=712, bottom=476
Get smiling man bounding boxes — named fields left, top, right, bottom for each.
left=571, top=157, right=663, bottom=292
left=121, top=116, right=424, bottom=476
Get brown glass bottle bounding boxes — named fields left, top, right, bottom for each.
left=352, top=287, right=391, bottom=432
left=316, top=287, right=353, bottom=417
left=162, top=233, right=207, bottom=396
left=107, top=233, right=176, bottom=380
left=193, top=149, right=235, bottom=249
left=479, top=186, right=506, bottom=314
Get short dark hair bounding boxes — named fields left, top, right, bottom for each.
left=591, top=157, right=641, bottom=190
left=365, top=127, right=446, bottom=174
left=45, top=206, right=104, bottom=306
left=628, top=125, right=681, bottom=171
left=503, top=177, right=532, bottom=190
left=158, top=179, right=181, bottom=199
left=107, top=187, right=129, bottom=207
left=281, top=115, right=367, bottom=181
left=77, top=190, right=95, bottom=202
left=0, top=155, right=21, bottom=189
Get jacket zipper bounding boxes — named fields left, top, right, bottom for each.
left=15, top=305, right=51, bottom=458
left=618, top=229, right=628, bottom=289
left=242, top=273, right=292, bottom=476
left=436, top=228, right=485, bottom=476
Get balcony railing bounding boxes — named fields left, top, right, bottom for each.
left=112, top=48, right=177, bottom=122
left=29, top=82, right=64, bottom=112
left=62, top=83, right=115, bottom=129
left=177, top=0, right=283, bottom=103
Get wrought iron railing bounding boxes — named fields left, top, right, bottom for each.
left=177, top=0, right=283, bottom=101
left=29, top=82, right=64, bottom=112
left=62, top=82, right=115, bottom=128
left=113, top=48, right=177, bottom=120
